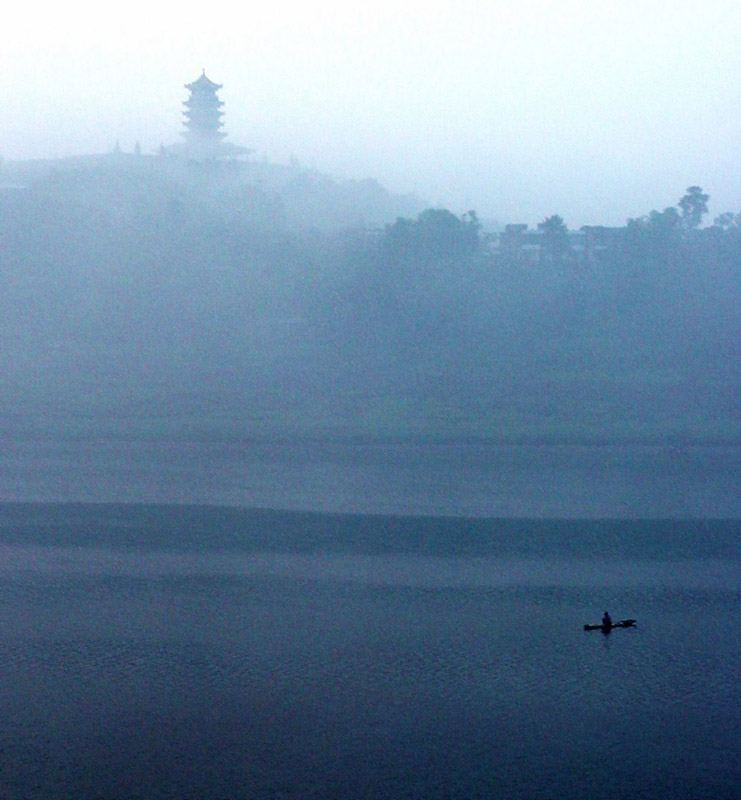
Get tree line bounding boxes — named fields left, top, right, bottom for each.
left=0, top=165, right=738, bottom=441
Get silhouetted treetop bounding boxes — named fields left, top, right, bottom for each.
left=679, top=186, right=709, bottom=231
left=537, top=214, right=570, bottom=263
left=383, top=208, right=481, bottom=264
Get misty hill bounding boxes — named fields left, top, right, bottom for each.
left=0, top=159, right=738, bottom=443
left=0, top=152, right=424, bottom=232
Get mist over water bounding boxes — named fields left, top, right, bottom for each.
left=1, top=156, right=738, bottom=465
left=2, top=439, right=739, bottom=517
left=2, top=8, right=739, bottom=795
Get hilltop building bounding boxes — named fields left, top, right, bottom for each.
left=183, top=72, right=226, bottom=145
left=175, top=70, right=251, bottom=160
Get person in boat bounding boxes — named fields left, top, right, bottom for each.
left=602, top=611, right=612, bottom=628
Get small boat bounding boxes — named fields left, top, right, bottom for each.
left=584, top=619, right=636, bottom=631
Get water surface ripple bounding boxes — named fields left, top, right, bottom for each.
left=0, top=505, right=738, bottom=799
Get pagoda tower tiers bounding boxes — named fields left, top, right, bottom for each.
left=179, top=71, right=249, bottom=159
left=183, top=71, right=226, bottom=144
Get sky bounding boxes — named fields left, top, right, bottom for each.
left=2, top=0, right=740, bottom=227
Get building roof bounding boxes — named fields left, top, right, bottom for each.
left=184, top=70, right=223, bottom=92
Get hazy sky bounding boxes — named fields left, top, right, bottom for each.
left=3, top=0, right=739, bottom=226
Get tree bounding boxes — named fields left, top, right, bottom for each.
left=648, top=206, right=682, bottom=236
left=712, top=211, right=740, bottom=230
left=383, top=208, right=481, bottom=265
left=678, top=186, right=709, bottom=231
left=462, top=209, right=481, bottom=240
left=627, top=206, right=682, bottom=239
left=537, top=214, right=569, bottom=264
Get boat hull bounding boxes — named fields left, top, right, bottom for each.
left=583, top=619, right=636, bottom=631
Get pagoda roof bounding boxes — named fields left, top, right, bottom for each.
left=185, top=70, right=223, bottom=91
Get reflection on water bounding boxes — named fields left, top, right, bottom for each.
left=0, top=544, right=737, bottom=591
left=1, top=439, right=739, bottom=517
left=0, top=507, right=738, bottom=799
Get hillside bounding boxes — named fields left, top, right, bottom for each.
left=0, top=158, right=738, bottom=443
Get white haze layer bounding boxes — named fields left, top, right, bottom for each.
left=2, top=0, right=739, bottom=226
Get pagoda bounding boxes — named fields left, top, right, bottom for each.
left=180, top=71, right=249, bottom=159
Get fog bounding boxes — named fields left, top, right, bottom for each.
left=3, top=0, right=740, bottom=226
left=1, top=155, right=738, bottom=450
left=1, top=1, right=739, bottom=485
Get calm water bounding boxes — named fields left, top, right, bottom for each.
left=0, top=504, right=738, bottom=799
left=2, top=439, right=739, bottom=517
